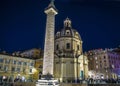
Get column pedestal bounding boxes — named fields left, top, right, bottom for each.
left=36, top=79, right=59, bottom=86
left=36, top=73, right=59, bottom=86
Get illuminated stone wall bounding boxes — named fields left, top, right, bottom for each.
left=0, top=54, right=35, bottom=79
left=20, top=48, right=42, bottom=58
left=54, top=55, right=88, bottom=82
left=54, top=18, right=88, bottom=82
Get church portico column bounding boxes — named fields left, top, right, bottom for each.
left=60, top=60, right=64, bottom=82
left=74, top=58, right=77, bottom=81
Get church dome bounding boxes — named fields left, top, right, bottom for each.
left=55, top=18, right=82, bottom=40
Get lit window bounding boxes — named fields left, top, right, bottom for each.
left=66, top=43, right=70, bottom=49
left=95, top=57, right=97, bottom=60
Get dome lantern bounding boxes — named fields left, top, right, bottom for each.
left=64, top=17, right=72, bottom=28
left=55, top=18, right=82, bottom=40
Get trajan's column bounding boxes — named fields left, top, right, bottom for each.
left=43, top=0, right=58, bottom=76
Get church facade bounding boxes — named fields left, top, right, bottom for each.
left=54, top=18, right=88, bottom=82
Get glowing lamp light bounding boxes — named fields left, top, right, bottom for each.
left=32, top=68, right=37, bottom=74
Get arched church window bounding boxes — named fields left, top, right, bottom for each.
left=66, top=43, right=70, bottom=49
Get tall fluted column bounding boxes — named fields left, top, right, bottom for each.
left=43, top=0, right=58, bottom=76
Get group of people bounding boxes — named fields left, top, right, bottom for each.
left=62, top=78, right=120, bottom=84
left=86, top=78, right=120, bottom=84
left=0, top=75, right=26, bottom=83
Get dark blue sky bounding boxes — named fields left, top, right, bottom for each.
left=0, top=0, right=120, bottom=53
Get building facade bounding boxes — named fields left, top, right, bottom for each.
left=87, top=48, right=120, bottom=79
left=54, top=18, right=88, bottom=82
left=34, top=58, right=43, bottom=80
left=20, top=48, right=42, bottom=59
left=0, top=53, right=35, bottom=81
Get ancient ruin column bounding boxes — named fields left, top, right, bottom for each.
left=43, top=0, right=58, bottom=76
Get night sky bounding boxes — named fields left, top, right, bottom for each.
left=0, top=0, right=120, bottom=53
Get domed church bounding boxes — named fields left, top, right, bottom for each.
left=54, top=18, right=88, bottom=82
